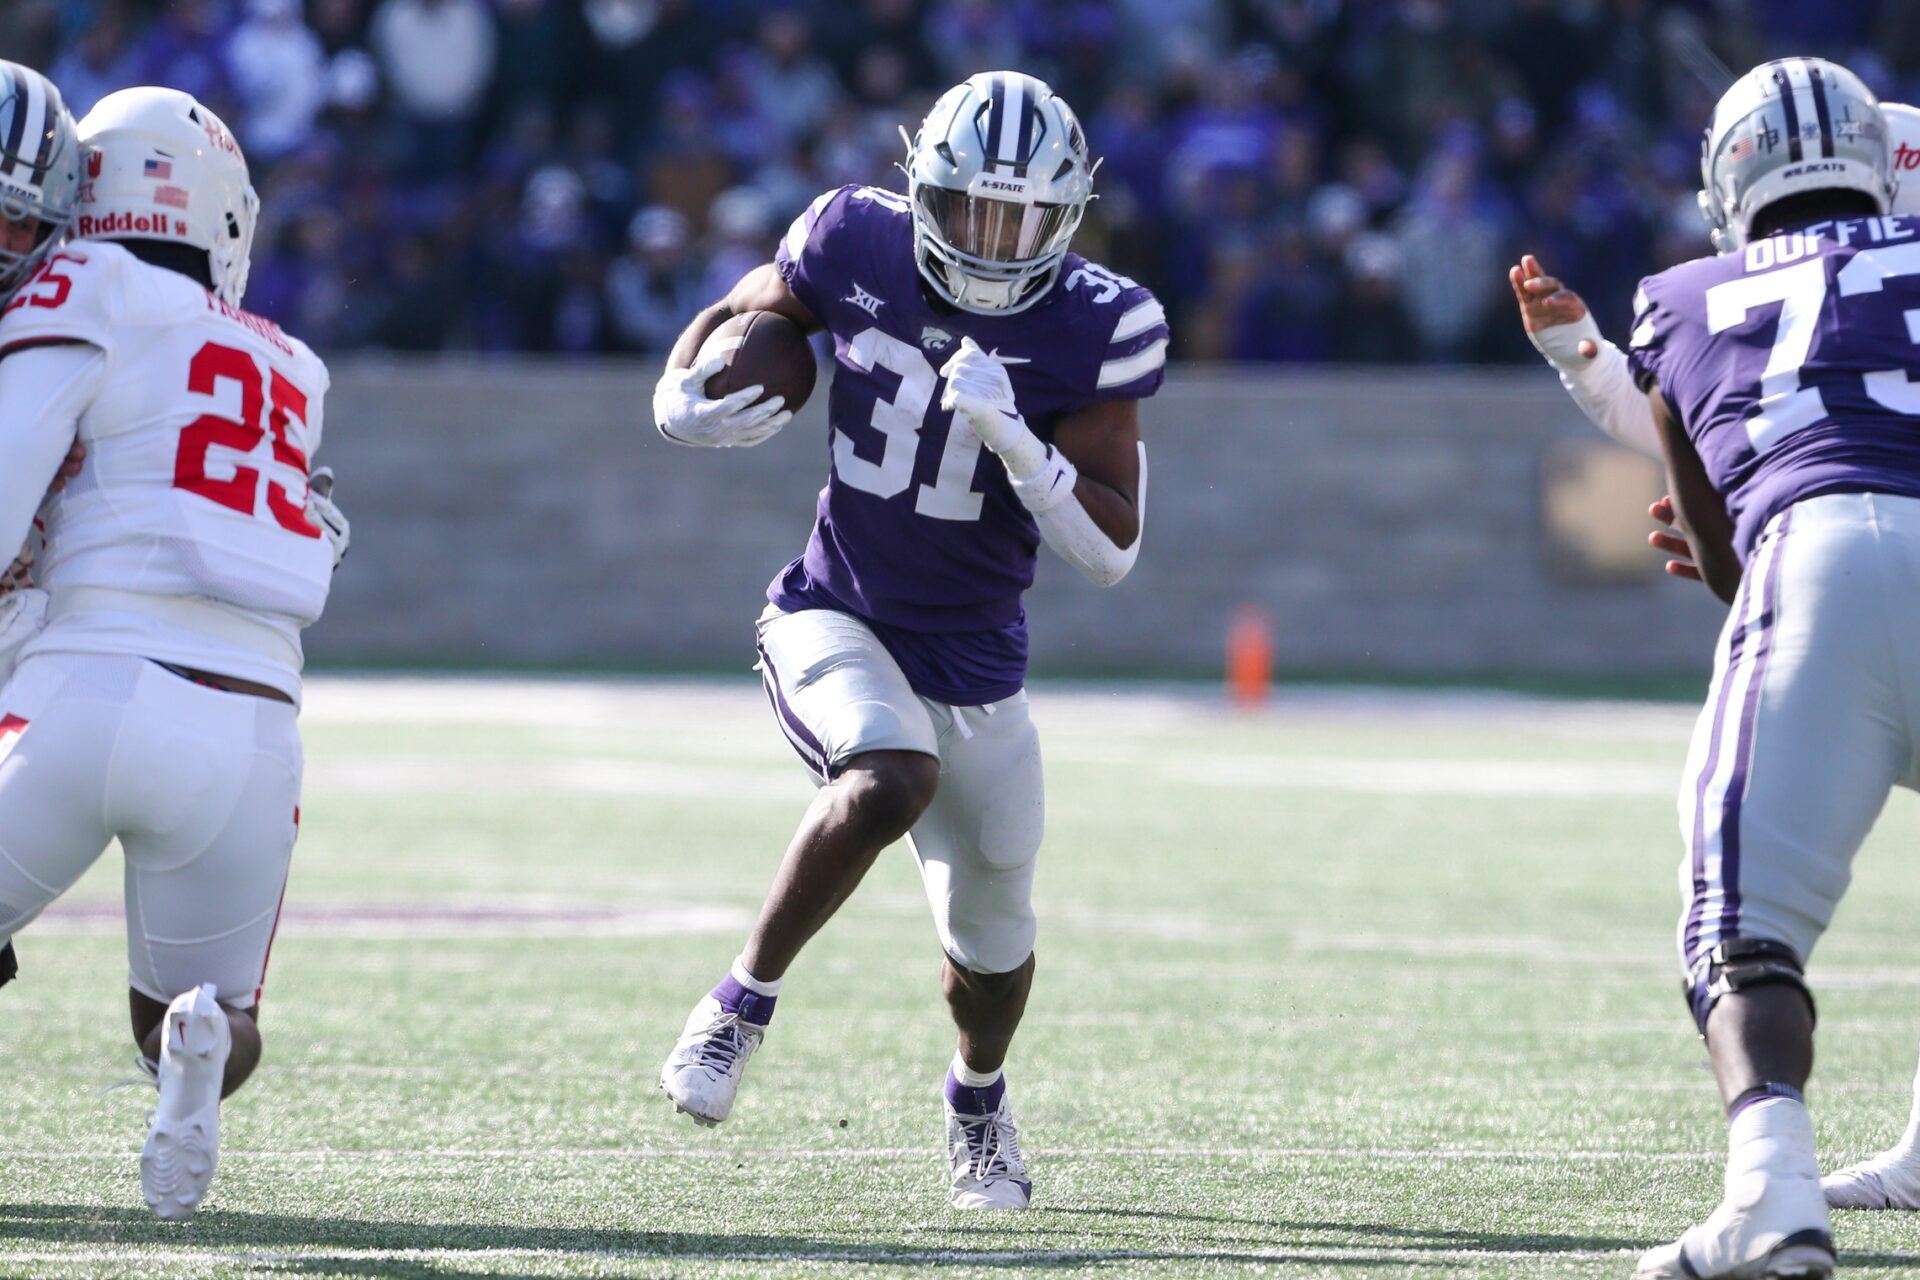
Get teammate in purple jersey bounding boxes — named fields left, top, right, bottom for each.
left=1618, top=58, right=1920, bottom=1280
left=648, top=70, right=1167, bottom=1210
left=1512, top=98, right=1920, bottom=1221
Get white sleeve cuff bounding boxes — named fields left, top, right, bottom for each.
left=1528, top=312, right=1603, bottom=368
left=1008, top=446, right=1079, bottom=513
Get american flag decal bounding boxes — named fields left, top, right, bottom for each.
left=144, top=157, right=172, bottom=179
left=0, top=714, right=26, bottom=765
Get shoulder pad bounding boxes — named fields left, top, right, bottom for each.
left=1627, top=265, right=1689, bottom=394
left=1061, top=259, right=1168, bottom=401
left=777, top=184, right=911, bottom=323
left=0, top=242, right=125, bottom=355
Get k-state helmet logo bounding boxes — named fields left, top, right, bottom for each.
left=920, top=326, right=953, bottom=350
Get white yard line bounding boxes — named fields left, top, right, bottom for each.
left=306, top=756, right=809, bottom=800
left=15, top=1238, right=1920, bottom=1270
left=0, top=1245, right=1663, bottom=1266
left=29, top=898, right=752, bottom=938
left=300, top=677, right=1702, bottom=759
left=1162, top=755, right=1677, bottom=798
left=302, top=752, right=1683, bottom=802
left=6, top=1145, right=1725, bottom=1161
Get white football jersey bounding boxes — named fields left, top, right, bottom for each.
left=0, top=240, right=333, bottom=698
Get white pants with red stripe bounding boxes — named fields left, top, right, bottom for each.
left=0, top=652, right=301, bottom=1008
left=754, top=606, right=1044, bottom=975
left=1678, top=491, right=1920, bottom=981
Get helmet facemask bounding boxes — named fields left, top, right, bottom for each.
left=0, top=64, right=81, bottom=303
left=0, top=190, right=72, bottom=301
left=912, top=185, right=1083, bottom=313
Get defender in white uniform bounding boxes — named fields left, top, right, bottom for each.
left=0, top=83, right=340, bottom=1222
left=1511, top=101, right=1920, bottom=1217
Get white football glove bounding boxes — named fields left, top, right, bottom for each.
left=653, top=355, right=791, bottom=448
left=938, top=337, right=1031, bottom=455
left=308, top=467, right=350, bottom=571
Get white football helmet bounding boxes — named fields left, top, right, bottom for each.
left=0, top=62, right=82, bottom=302
left=903, top=71, right=1094, bottom=315
left=1886, top=102, right=1920, bottom=215
left=1700, top=58, right=1891, bottom=253
left=74, top=87, right=259, bottom=305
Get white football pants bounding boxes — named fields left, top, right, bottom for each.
left=754, top=605, right=1044, bottom=975
left=0, top=652, right=301, bottom=1008
left=1678, top=491, right=1920, bottom=984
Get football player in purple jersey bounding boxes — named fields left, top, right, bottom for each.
left=1514, top=98, right=1920, bottom=1224
left=1537, top=57, right=1920, bottom=1280
left=649, top=71, right=1168, bottom=1210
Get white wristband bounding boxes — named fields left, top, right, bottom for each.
left=1008, top=446, right=1079, bottom=514
left=1528, top=312, right=1604, bottom=370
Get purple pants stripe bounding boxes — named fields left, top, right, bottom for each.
left=1717, top=509, right=1794, bottom=942
left=756, top=641, right=830, bottom=781
left=1683, top=511, right=1793, bottom=964
left=1684, top=583, right=1757, bottom=961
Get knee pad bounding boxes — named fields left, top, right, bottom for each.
left=0, top=939, right=16, bottom=989
left=1684, top=937, right=1815, bottom=1034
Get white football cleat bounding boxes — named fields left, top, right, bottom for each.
left=945, top=1091, right=1031, bottom=1210
left=1638, top=1167, right=1834, bottom=1279
left=660, top=995, right=765, bottom=1127
left=1823, top=1146, right=1920, bottom=1210
left=141, top=984, right=230, bottom=1222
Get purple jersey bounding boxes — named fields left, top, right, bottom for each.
left=1629, top=216, right=1920, bottom=561
left=769, top=184, right=1168, bottom=704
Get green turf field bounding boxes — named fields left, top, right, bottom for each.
left=7, top=676, right=1920, bottom=1278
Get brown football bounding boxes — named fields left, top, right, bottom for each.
left=699, top=310, right=818, bottom=415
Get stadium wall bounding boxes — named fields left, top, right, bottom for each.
left=313, top=359, right=1727, bottom=679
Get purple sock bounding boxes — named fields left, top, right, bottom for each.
left=1728, top=1081, right=1805, bottom=1121
left=711, top=972, right=776, bottom=1026
left=945, top=1070, right=1006, bottom=1115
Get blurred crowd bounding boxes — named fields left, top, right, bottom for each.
left=12, top=0, right=1920, bottom=362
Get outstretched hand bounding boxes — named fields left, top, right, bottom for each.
left=1649, top=495, right=1703, bottom=583
left=1509, top=253, right=1597, bottom=356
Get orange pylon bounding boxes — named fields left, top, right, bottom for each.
left=1226, top=606, right=1273, bottom=706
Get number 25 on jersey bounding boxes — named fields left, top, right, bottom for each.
left=174, top=341, right=321, bottom=539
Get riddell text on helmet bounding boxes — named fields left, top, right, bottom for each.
left=76, top=211, right=188, bottom=238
